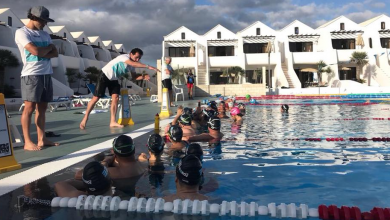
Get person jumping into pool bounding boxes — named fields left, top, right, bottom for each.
left=230, top=107, right=244, bottom=124
left=163, top=155, right=207, bottom=202
left=55, top=161, right=113, bottom=197
left=281, top=104, right=289, bottom=113
left=75, top=135, right=147, bottom=180
left=80, top=48, right=159, bottom=130
left=184, top=116, right=224, bottom=143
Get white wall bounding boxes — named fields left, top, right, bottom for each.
left=164, top=26, right=199, bottom=41
left=0, top=10, right=24, bottom=29
left=279, top=20, right=315, bottom=36
left=238, top=21, right=276, bottom=37
left=203, top=25, right=237, bottom=40
left=0, top=25, right=16, bottom=47
left=318, top=16, right=362, bottom=32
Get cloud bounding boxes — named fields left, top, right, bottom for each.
left=1, top=0, right=388, bottom=64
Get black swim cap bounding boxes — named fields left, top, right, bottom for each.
left=113, top=135, right=135, bottom=156
left=238, top=103, right=246, bottom=109
left=207, top=116, right=221, bottom=130
left=178, top=114, right=192, bottom=126
left=186, top=143, right=203, bottom=161
left=176, top=155, right=202, bottom=185
left=202, top=109, right=217, bottom=120
left=147, top=134, right=164, bottom=154
left=183, top=107, right=193, bottom=116
left=207, top=101, right=218, bottom=111
left=282, top=104, right=289, bottom=112
left=168, top=125, right=183, bottom=142
left=82, top=161, right=111, bottom=194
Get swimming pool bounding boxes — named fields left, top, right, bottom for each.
left=1, top=99, right=390, bottom=219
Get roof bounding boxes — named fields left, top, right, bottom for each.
left=164, top=26, right=198, bottom=38
left=88, top=36, right=100, bottom=43
left=20, top=19, right=29, bottom=25
left=279, top=20, right=314, bottom=32
left=317, top=16, right=344, bottom=29
left=359, top=14, right=386, bottom=27
left=49, top=26, right=65, bottom=34
left=203, top=24, right=237, bottom=37
left=0, top=8, right=10, bottom=15
left=70, top=31, right=84, bottom=38
left=115, top=44, right=123, bottom=49
left=237, top=21, right=274, bottom=33
left=102, top=40, right=113, bottom=47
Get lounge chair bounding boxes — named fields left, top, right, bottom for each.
left=19, top=97, right=72, bottom=112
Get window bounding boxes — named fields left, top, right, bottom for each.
left=121, top=49, right=124, bottom=52
left=332, top=39, right=355, bottom=49
left=340, top=23, right=345, bottom=30
left=294, top=27, right=299, bottom=35
left=98, top=42, right=100, bottom=47
left=111, top=46, right=113, bottom=50
left=381, top=22, right=386, bottom=30
left=208, top=46, right=234, bottom=56
left=169, top=47, right=190, bottom=57
left=8, top=16, right=12, bottom=27
left=217, top=32, right=221, bottom=39
left=63, top=32, right=66, bottom=38
left=181, top=32, right=185, bottom=40
left=369, top=38, right=372, bottom=48
left=381, top=38, right=390, bottom=48
left=289, top=42, right=313, bottom=52
left=82, top=38, right=85, bottom=43
left=256, top=28, right=261, bottom=35
left=243, top=43, right=268, bottom=53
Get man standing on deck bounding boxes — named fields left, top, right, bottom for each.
left=80, top=48, right=159, bottom=129
left=15, top=6, right=59, bottom=151
left=162, top=57, right=176, bottom=107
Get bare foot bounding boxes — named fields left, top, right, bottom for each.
left=38, top=138, right=60, bottom=148
left=110, top=122, right=124, bottom=128
left=80, top=119, right=87, bottom=130
left=24, top=141, right=41, bottom=151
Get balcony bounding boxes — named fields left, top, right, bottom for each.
left=170, top=57, right=196, bottom=68
left=292, top=52, right=326, bottom=64
left=337, top=49, right=356, bottom=63
left=209, top=56, right=241, bottom=67
left=245, top=53, right=279, bottom=65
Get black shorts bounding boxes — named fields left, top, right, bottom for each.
left=162, top=79, right=172, bottom=91
left=94, top=73, right=120, bottom=97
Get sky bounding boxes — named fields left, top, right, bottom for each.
left=2, top=0, right=389, bottom=65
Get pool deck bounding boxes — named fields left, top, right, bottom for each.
left=0, top=98, right=199, bottom=181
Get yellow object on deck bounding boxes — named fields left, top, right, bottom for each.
left=154, top=113, right=160, bottom=133
left=146, top=88, right=150, bottom=97
left=0, top=93, right=21, bottom=174
left=118, top=89, right=134, bottom=126
left=159, top=88, right=172, bottom=118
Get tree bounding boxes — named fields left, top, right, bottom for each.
left=317, top=60, right=332, bottom=85
left=75, top=72, right=84, bottom=94
left=350, top=51, right=368, bottom=81
left=120, top=72, right=130, bottom=88
left=0, top=49, right=19, bottom=93
left=65, top=69, right=77, bottom=86
left=223, top=66, right=245, bottom=84
left=84, top=66, right=101, bottom=84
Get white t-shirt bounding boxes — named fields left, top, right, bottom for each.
left=161, top=62, right=173, bottom=80
left=102, top=54, right=135, bottom=80
left=15, top=26, right=53, bottom=76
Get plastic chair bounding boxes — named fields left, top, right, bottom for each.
left=150, top=95, right=158, bottom=103
left=174, top=85, right=184, bottom=102
left=86, top=84, right=111, bottom=109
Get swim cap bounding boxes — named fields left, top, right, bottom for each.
left=82, top=161, right=111, bottom=194
left=208, top=116, right=221, bottom=130
left=202, top=109, right=217, bottom=120
left=178, top=114, right=192, bottom=126
left=245, top=94, right=251, bottom=99
left=207, top=101, right=218, bottom=111
left=238, top=103, right=246, bottom=109
left=147, top=134, right=164, bottom=154
left=186, top=143, right=203, bottom=161
left=168, top=125, right=183, bottom=142
left=183, top=107, right=193, bottom=116
left=230, top=107, right=240, bottom=116
left=176, top=155, right=203, bottom=185
left=282, top=104, right=289, bottom=112
left=113, top=135, right=135, bottom=156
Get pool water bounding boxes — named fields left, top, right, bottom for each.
left=1, top=99, right=390, bottom=219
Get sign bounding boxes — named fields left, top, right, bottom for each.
left=159, top=88, right=172, bottom=118
left=0, top=93, right=21, bottom=174
left=118, top=89, right=134, bottom=126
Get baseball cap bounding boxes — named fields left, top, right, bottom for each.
left=113, top=135, right=135, bottom=157
left=147, top=134, right=164, bottom=154
left=29, top=6, right=55, bottom=22
left=176, top=155, right=203, bottom=185
left=82, top=161, right=111, bottom=194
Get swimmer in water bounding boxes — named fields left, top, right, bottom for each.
left=237, top=103, right=246, bottom=116
left=217, top=102, right=229, bottom=119
left=230, top=107, right=243, bottom=124
left=245, top=94, right=251, bottom=102
left=184, top=116, right=224, bottom=142
left=281, top=104, right=289, bottom=113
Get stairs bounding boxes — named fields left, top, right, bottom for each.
left=197, top=65, right=207, bottom=85
left=282, top=63, right=295, bottom=88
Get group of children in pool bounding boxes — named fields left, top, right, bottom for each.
left=54, top=98, right=288, bottom=202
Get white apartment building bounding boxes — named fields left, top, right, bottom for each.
left=162, top=14, right=390, bottom=89
left=0, top=8, right=156, bottom=97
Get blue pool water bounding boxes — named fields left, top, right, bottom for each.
left=2, top=99, right=390, bottom=219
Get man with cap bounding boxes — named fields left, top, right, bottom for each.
left=183, top=116, right=224, bottom=142
left=164, top=155, right=207, bottom=202
left=75, top=135, right=147, bottom=180
left=165, top=106, right=196, bottom=138
left=15, top=6, right=59, bottom=151
left=55, top=161, right=112, bottom=197
left=166, top=125, right=188, bottom=152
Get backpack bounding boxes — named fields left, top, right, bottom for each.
left=188, top=76, right=194, bottom=84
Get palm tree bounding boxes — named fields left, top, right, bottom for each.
left=0, top=49, right=19, bottom=93
left=65, top=69, right=77, bottom=86
left=350, top=51, right=368, bottom=81
left=317, top=60, right=332, bottom=85
left=224, top=66, right=245, bottom=84
left=84, top=66, right=101, bottom=84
